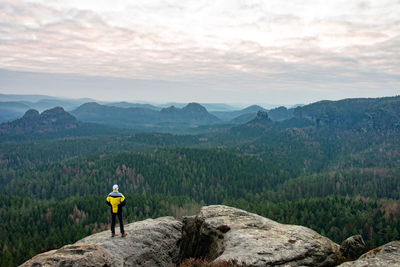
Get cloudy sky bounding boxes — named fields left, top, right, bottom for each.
left=0, top=0, right=399, bottom=105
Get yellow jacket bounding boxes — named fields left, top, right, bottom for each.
left=106, top=190, right=126, bottom=213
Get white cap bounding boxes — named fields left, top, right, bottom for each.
left=113, top=184, right=119, bottom=191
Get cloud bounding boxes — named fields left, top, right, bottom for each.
left=0, top=0, right=399, bottom=104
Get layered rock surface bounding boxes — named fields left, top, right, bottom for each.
left=180, top=205, right=340, bottom=266
left=21, top=216, right=182, bottom=267
left=339, top=235, right=367, bottom=261
left=338, top=241, right=400, bottom=267
left=21, top=205, right=400, bottom=267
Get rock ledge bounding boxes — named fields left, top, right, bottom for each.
left=21, top=205, right=400, bottom=267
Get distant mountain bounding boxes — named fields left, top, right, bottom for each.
left=244, top=111, right=273, bottom=128
left=228, top=96, right=400, bottom=139
left=179, top=103, right=220, bottom=124
left=230, top=113, right=258, bottom=124
left=229, top=106, right=295, bottom=124
left=0, top=101, right=31, bottom=122
left=200, top=103, right=241, bottom=111
left=161, top=103, right=241, bottom=111
left=27, top=98, right=94, bottom=111
left=0, top=93, right=94, bottom=111
left=229, top=111, right=275, bottom=137
left=0, top=99, right=92, bottom=123
left=268, top=106, right=294, bottom=121
left=293, top=96, right=400, bottom=132
left=288, top=104, right=304, bottom=109
left=241, top=105, right=268, bottom=114
left=0, top=107, right=80, bottom=134
left=212, top=105, right=267, bottom=121
left=72, top=102, right=220, bottom=128
left=0, top=93, right=96, bottom=126
left=106, top=102, right=161, bottom=110
left=0, top=106, right=134, bottom=142
left=72, top=102, right=159, bottom=126
left=0, top=93, right=58, bottom=102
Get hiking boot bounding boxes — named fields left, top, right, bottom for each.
left=111, top=233, right=116, bottom=237
left=121, top=232, right=127, bottom=237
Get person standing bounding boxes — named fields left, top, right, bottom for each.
left=106, top=184, right=127, bottom=237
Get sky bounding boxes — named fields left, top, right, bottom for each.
left=0, top=0, right=399, bottom=105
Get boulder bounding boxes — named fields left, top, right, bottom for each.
left=179, top=205, right=340, bottom=266
left=338, top=241, right=400, bottom=267
left=339, top=235, right=367, bottom=261
left=19, top=244, right=113, bottom=267
left=21, top=216, right=183, bottom=267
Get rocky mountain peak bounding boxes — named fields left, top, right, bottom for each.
left=158, top=103, right=220, bottom=124
left=40, top=107, right=77, bottom=124
left=22, top=109, right=40, bottom=119
left=75, top=102, right=102, bottom=111
left=0, top=107, right=80, bottom=134
left=242, top=104, right=266, bottom=113
left=41, top=106, right=66, bottom=114
left=160, top=105, right=179, bottom=114
left=183, top=102, right=208, bottom=113
left=24, top=109, right=40, bottom=118
left=256, top=110, right=269, bottom=120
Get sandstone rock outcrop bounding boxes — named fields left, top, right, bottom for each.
left=20, top=205, right=400, bottom=267
left=20, top=244, right=113, bottom=267
left=21, top=216, right=182, bottom=267
left=180, top=205, right=340, bottom=266
left=0, top=107, right=80, bottom=134
left=339, top=235, right=367, bottom=261
left=338, top=241, right=400, bottom=267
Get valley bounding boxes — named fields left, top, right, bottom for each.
left=0, top=95, right=399, bottom=266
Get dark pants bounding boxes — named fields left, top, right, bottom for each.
left=111, top=211, right=124, bottom=234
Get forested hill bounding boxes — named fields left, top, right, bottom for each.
left=0, top=107, right=126, bottom=142
left=71, top=102, right=221, bottom=127
left=293, top=95, right=400, bottom=131
left=1, top=95, right=400, bottom=266
left=0, top=107, right=80, bottom=134
left=224, top=96, right=400, bottom=166
left=229, top=96, right=400, bottom=135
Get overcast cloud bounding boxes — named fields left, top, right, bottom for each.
left=0, top=0, right=399, bottom=104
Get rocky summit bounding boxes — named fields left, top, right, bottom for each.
left=338, top=241, right=400, bottom=267
left=21, top=205, right=400, bottom=267
left=179, top=205, right=339, bottom=266
left=0, top=107, right=80, bottom=134
left=20, top=216, right=182, bottom=267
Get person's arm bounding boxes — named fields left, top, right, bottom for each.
left=106, top=196, right=111, bottom=206
left=120, top=195, right=126, bottom=207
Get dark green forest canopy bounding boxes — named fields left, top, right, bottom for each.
left=1, top=145, right=400, bottom=266
left=2, top=149, right=400, bottom=202
left=1, top=96, right=400, bottom=266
